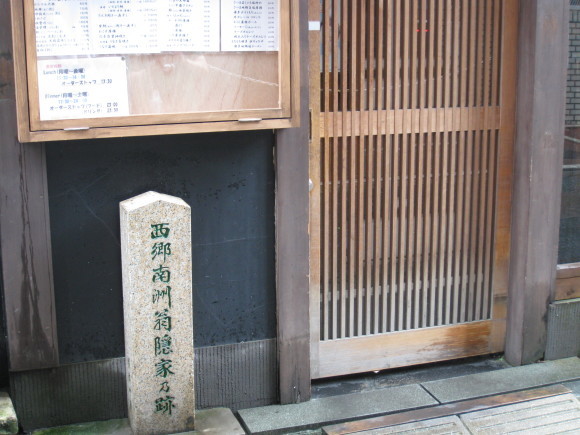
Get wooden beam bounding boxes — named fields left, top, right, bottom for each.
left=275, top=0, right=311, bottom=404
left=506, top=0, right=568, bottom=366
left=0, top=0, right=58, bottom=370
left=555, top=263, right=580, bottom=300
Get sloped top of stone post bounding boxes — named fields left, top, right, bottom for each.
left=120, top=191, right=190, bottom=212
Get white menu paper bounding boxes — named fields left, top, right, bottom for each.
left=37, top=57, right=130, bottom=120
left=88, top=0, right=161, bottom=54
left=35, top=0, right=281, bottom=55
left=162, top=0, right=220, bottom=52
left=34, top=0, right=90, bottom=56
left=220, top=0, right=279, bottom=51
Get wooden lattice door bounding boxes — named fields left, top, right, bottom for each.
left=308, top=0, right=518, bottom=378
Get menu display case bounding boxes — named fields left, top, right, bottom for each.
left=11, top=0, right=299, bottom=142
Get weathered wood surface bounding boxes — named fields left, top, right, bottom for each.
left=275, top=0, right=310, bottom=404
left=317, top=321, right=492, bottom=379
left=555, top=263, right=580, bottom=300
left=506, top=0, right=569, bottom=366
left=308, top=0, right=322, bottom=381
left=0, top=0, right=58, bottom=371
left=309, top=0, right=518, bottom=378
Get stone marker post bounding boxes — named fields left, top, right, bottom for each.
left=120, top=191, right=195, bottom=434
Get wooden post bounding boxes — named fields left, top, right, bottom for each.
left=506, top=0, right=568, bottom=366
left=0, top=0, right=58, bottom=370
left=275, top=0, right=311, bottom=404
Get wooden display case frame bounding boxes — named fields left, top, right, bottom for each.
left=10, top=0, right=300, bottom=142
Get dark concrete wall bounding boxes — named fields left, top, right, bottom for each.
left=46, top=131, right=276, bottom=364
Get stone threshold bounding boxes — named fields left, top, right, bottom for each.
left=422, top=356, right=580, bottom=403
left=238, top=384, right=437, bottom=434
left=31, top=408, right=244, bottom=435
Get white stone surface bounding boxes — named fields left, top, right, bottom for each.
left=120, top=191, right=194, bottom=434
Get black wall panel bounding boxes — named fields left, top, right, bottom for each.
left=46, top=131, right=276, bottom=364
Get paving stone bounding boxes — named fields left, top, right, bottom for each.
left=192, top=408, right=245, bottom=434
left=0, top=392, right=18, bottom=435
left=313, top=355, right=510, bottom=400
left=31, top=408, right=243, bottom=435
left=422, top=357, right=580, bottom=403
left=459, top=393, right=580, bottom=434
left=564, top=379, right=580, bottom=399
left=354, top=416, right=469, bottom=435
left=238, top=384, right=438, bottom=434
left=32, top=419, right=132, bottom=435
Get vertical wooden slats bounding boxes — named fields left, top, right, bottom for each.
left=317, top=0, right=505, bottom=340
left=382, top=0, right=393, bottom=333
left=322, top=0, right=331, bottom=340
left=433, top=0, right=444, bottom=326
left=423, top=0, right=435, bottom=329
left=331, top=0, right=340, bottom=338
left=414, top=0, right=427, bottom=330
left=339, top=0, right=348, bottom=339
left=365, top=0, right=376, bottom=335
left=348, top=0, right=357, bottom=338
left=470, top=129, right=482, bottom=321
left=407, top=0, right=418, bottom=329
left=399, top=0, right=410, bottom=331
left=357, top=0, right=366, bottom=337
left=391, top=0, right=401, bottom=333
left=373, top=0, right=385, bottom=334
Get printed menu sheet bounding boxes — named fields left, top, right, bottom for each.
left=35, top=0, right=279, bottom=55
left=163, top=0, right=220, bottom=52
left=37, top=57, right=130, bottom=120
left=34, top=0, right=90, bottom=56
left=88, top=0, right=161, bottom=54
left=221, top=0, right=279, bottom=51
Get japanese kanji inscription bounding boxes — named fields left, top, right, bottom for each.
left=120, top=192, right=194, bottom=434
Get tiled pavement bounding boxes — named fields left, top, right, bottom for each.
left=238, top=357, right=580, bottom=434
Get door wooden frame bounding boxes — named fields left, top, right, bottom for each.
left=275, top=0, right=312, bottom=404
left=0, top=0, right=59, bottom=372
left=0, top=0, right=571, bottom=404
left=275, top=0, right=569, bottom=400
left=307, top=0, right=519, bottom=379
left=506, top=0, right=569, bottom=366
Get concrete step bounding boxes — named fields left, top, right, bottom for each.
left=421, top=357, right=580, bottom=403
left=0, top=392, right=18, bottom=435
left=238, top=384, right=437, bottom=434
left=31, top=408, right=244, bottom=435
left=240, top=357, right=580, bottom=434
